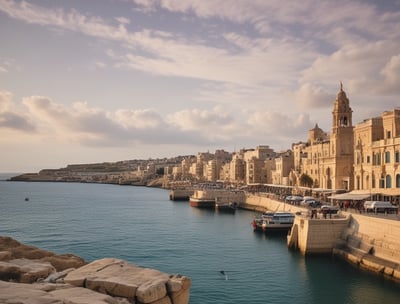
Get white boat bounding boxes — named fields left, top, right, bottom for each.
left=252, top=211, right=295, bottom=232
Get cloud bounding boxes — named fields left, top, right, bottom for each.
left=0, top=90, right=35, bottom=131
left=294, top=83, right=334, bottom=109
left=2, top=0, right=399, bottom=96
left=379, top=54, right=400, bottom=94
left=0, top=90, right=311, bottom=150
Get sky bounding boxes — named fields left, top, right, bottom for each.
left=1, top=0, right=400, bottom=172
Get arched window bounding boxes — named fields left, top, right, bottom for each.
left=386, top=175, right=392, bottom=188
left=396, top=174, right=400, bottom=188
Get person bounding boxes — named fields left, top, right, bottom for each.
left=311, top=208, right=317, bottom=219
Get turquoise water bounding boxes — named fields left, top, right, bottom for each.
left=1, top=180, right=400, bottom=303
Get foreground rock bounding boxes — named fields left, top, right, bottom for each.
left=0, top=237, right=191, bottom=304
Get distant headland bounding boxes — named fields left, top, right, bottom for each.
left=8, top=156, right=189, bottom=188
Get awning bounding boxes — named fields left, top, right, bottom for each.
left=327, top=191, right=372, bottom=201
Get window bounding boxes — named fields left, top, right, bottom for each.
left=367, top=155, right=370, bottom=163
left=387, top=130, right=391, bottom=139
left=386, top=175, right=392, bottom=188
left=395, top=151, right=400, bottom=163
left=396, top=174, right=400, bottom=188
left=385, top=151, right=391, bottom=163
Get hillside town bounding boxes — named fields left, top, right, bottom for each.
left=11, top=84, right=400, bottom=204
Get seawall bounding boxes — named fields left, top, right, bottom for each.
left=242, top=193, right=400, bottom=282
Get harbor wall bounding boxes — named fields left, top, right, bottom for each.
left=345, top=213, right=400, bottom=264
left=242, top=193, right=303, bottom=214
left=290, top=216, right=350, bottom=255
left=169, top=189, right=193, bottom=201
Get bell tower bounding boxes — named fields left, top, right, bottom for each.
left=332, top=82, right=353, bottom=134
left=330, top=82, right=354, bottom=190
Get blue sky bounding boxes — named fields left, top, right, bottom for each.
left=1, top=0, right=400, bottom=172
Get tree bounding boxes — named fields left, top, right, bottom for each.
left=299, top=173, right=313, bottom=188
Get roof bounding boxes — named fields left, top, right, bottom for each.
left=328, top=191, right=372, bottom=201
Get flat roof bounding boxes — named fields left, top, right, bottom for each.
left=328, top=191, right=372, bottom=201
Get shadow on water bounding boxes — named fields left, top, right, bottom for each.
left=303, top=254, right=400, bottom=304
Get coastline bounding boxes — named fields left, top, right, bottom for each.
left=0, top=236, right=191, bottom=304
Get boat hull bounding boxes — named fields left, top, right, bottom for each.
left=215, top=202, right=237, bottom=213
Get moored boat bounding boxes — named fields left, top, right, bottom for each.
left=252, top=211, right=295, bottom=232
left=215, top=202, right=238, bottom=213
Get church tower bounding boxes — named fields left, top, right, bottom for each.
left=330, top=82, right=354, bottom=190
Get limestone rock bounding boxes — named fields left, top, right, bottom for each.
left=167, top=275, right=191, bottom=304
left=0, top=236, right=86, bottom=271
left=64, top=258, right=191, bottom=304
left=0, top=280, right=127, bottom=304
left=0, top=280, right=63, bottom=304
left=136, top=278, right=168, bottom=303
left=0, top=258, right=55, bottom=283
left=49, top=285, right=122, bottom=304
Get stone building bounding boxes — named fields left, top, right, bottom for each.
left=353, top=108, right=400, bottom=201
left=292, top=83, right=354, bottom=191
left=229, top=152, right=246, bottom=184
left=271, top=150, right=294, bottom=186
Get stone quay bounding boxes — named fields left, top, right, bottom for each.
left=0, top=236, right=191, bottom=304
left=241, top=193, right=400, bottom=283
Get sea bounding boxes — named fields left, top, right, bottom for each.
left=1, top=175, right=400, bottom=304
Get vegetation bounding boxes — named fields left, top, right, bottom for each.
left=299, top=173, right=313, bottom=188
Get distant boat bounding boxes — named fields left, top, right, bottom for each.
left=252, top=211, right=295, bottom=232
left=24, top=197, right=29, bottom=201
left=215, top=202, right=238, bottom=213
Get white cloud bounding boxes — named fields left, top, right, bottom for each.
left=0, top=90, right=12, bottom=112
left=0, top=90, right=35, bottom=131
left=0, top=91, right=311, bottom=150
left=294, top=83, right=333, bottom=109
left=379, top=54, right=400, bottom=94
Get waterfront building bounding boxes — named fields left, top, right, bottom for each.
left=243, top=146, right=275, bottom=185
left=292, top=83, right=354, bottom=191
left=271, top=150, right=294, bottom=186
left=246, top=157, right=266, bottom=184
left=353, top=108, right=400, bottom=202
left=229, top=152, right=246, bottom=184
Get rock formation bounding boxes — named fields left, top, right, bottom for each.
left=0, top=236, right=191, bottom=304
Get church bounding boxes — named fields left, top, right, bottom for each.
left=292, top=83, right=354, bottom=191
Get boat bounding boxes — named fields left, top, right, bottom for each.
left=215, top=202, right=238, bottom=213
left=252, top=211, right=295, bottom=232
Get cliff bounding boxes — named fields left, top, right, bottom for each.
left=0, top=236, right=191, bottom=304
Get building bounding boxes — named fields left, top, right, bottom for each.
left=353, top=108, right=400, bottom=201
left=271, top=150, right=294, bottom=186
left=293, top=83, right=354, bottom=191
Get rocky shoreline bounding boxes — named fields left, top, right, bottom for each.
left=0, top=236, right=191, bottom=304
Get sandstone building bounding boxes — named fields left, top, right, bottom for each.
left=353, top=108, right=400, bottom=202
left=292, top=83, right=354, bottom=191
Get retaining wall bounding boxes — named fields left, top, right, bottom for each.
left=345, top=213, right=400, bottom=264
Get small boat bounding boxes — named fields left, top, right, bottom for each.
left=252, top=211, right=295, bottom=232
left=215, top=202, right=238, bottom=213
